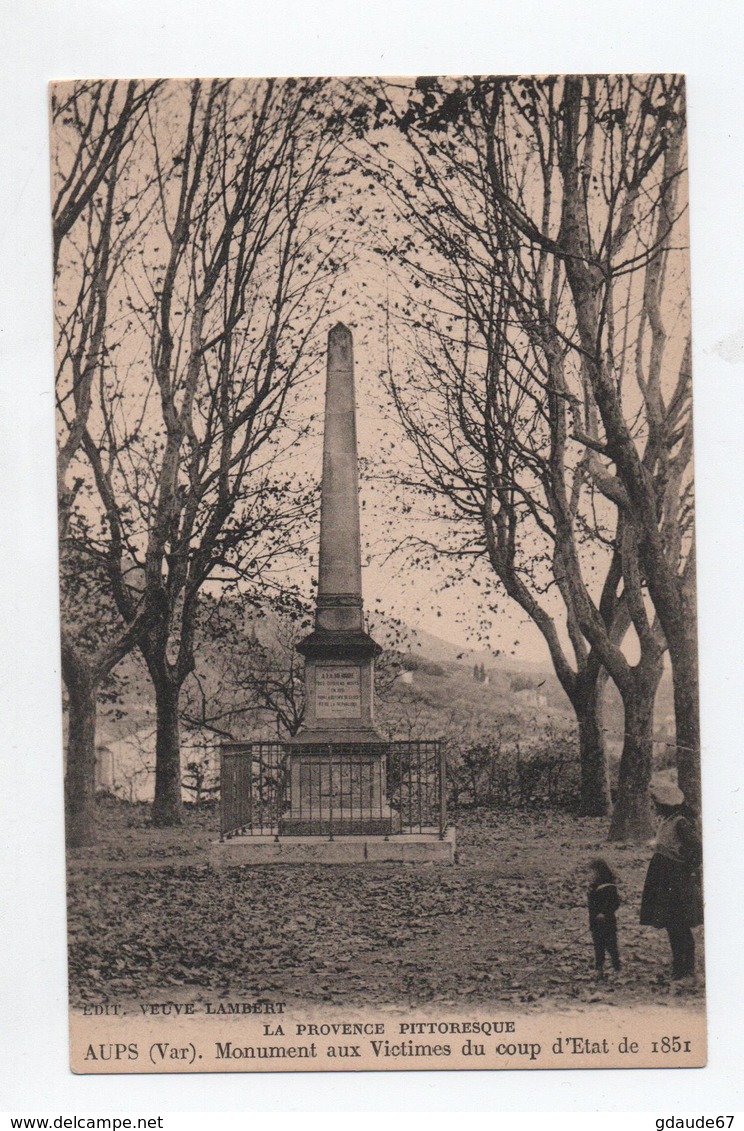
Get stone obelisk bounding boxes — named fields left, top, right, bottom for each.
left=316, top=322, right=364, bottom=635
left=285, top=323, right=391, bottom=834
left=295, top=322, right=381, bottom=740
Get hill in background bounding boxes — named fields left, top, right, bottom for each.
left=92, top=605, right=674, bottom=763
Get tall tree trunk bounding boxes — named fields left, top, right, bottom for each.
left=574, top=667, right=611, bottom=817
left=608, top=667, right=662, bottom=842
left=620, top=551, right=701, bottom=813
left=657, top=567, right=700, bottom=810
left=61, top=612, right=151, bottom=847
left=151, top=671, right=183, bottom=827
left=668, top=627, right=700, bottom=811
left=63, top=653, right=98, bottom=847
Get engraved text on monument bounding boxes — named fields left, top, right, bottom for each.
left=316, top=665, right=362, bottom=719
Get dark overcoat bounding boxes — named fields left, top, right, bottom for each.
left=640, top=814, right=703, bottom=929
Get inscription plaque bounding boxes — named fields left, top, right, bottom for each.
left=316, top=664, right=362, bottom=719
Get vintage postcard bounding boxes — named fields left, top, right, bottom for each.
left=52, top=74, right=705, bottom=1073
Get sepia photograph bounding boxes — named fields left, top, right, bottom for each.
left=51, top=73, right=706, bottom=1074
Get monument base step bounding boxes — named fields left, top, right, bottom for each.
left=210, top=827, right=456, bottom=867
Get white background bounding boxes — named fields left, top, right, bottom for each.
left=1, top=0, right=743, bottom=1116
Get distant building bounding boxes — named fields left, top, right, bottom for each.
left=93, top=722, right=221, bottom=803
left=513, top=687, right=547, bottom=709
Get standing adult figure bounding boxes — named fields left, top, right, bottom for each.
left=640, top=779, right=703, bottom=984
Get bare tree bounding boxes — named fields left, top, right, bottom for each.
left=53, top=79, right=161, bottom=846
left=551, top=76, right=696, bottom=807
left=358, top=74, right=693, bottom=835
left=233, top=606, right=310, bottom=739
left=67, top=79, right=346, bottom=825
left=52, top=81, right=161, bottom=274
left=180, top=592, right=313, bottom=742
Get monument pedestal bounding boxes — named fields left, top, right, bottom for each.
left=287, top=623, right=393, bottom=835
left=281, top=747, right=394, bottom=836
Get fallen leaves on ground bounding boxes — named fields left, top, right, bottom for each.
left=66, top=805, right=704, bottom=1010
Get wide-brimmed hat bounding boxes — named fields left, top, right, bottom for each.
left=650, top=779, right=684, bottom=807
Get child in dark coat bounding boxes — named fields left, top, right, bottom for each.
left=588, top=858, right=621, bottom=978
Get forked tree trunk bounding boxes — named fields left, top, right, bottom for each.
left=574, top=668, right=611, bottom=817
left=608, top=670, right=662, bottom=842
left=556, top=77, right=700, bottom=821
left=63, top=656, right=98, bottom=848
left=151, top=672, right=184, bottom=827
left=620, top=553, right=700, bottom=815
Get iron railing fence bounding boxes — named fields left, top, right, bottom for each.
left=220, top=742, right=288, bottom=838
left=220, top=740, right=446, bottom=840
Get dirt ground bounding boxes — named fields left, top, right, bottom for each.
left=66, top=802, right=705, bottom=1011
